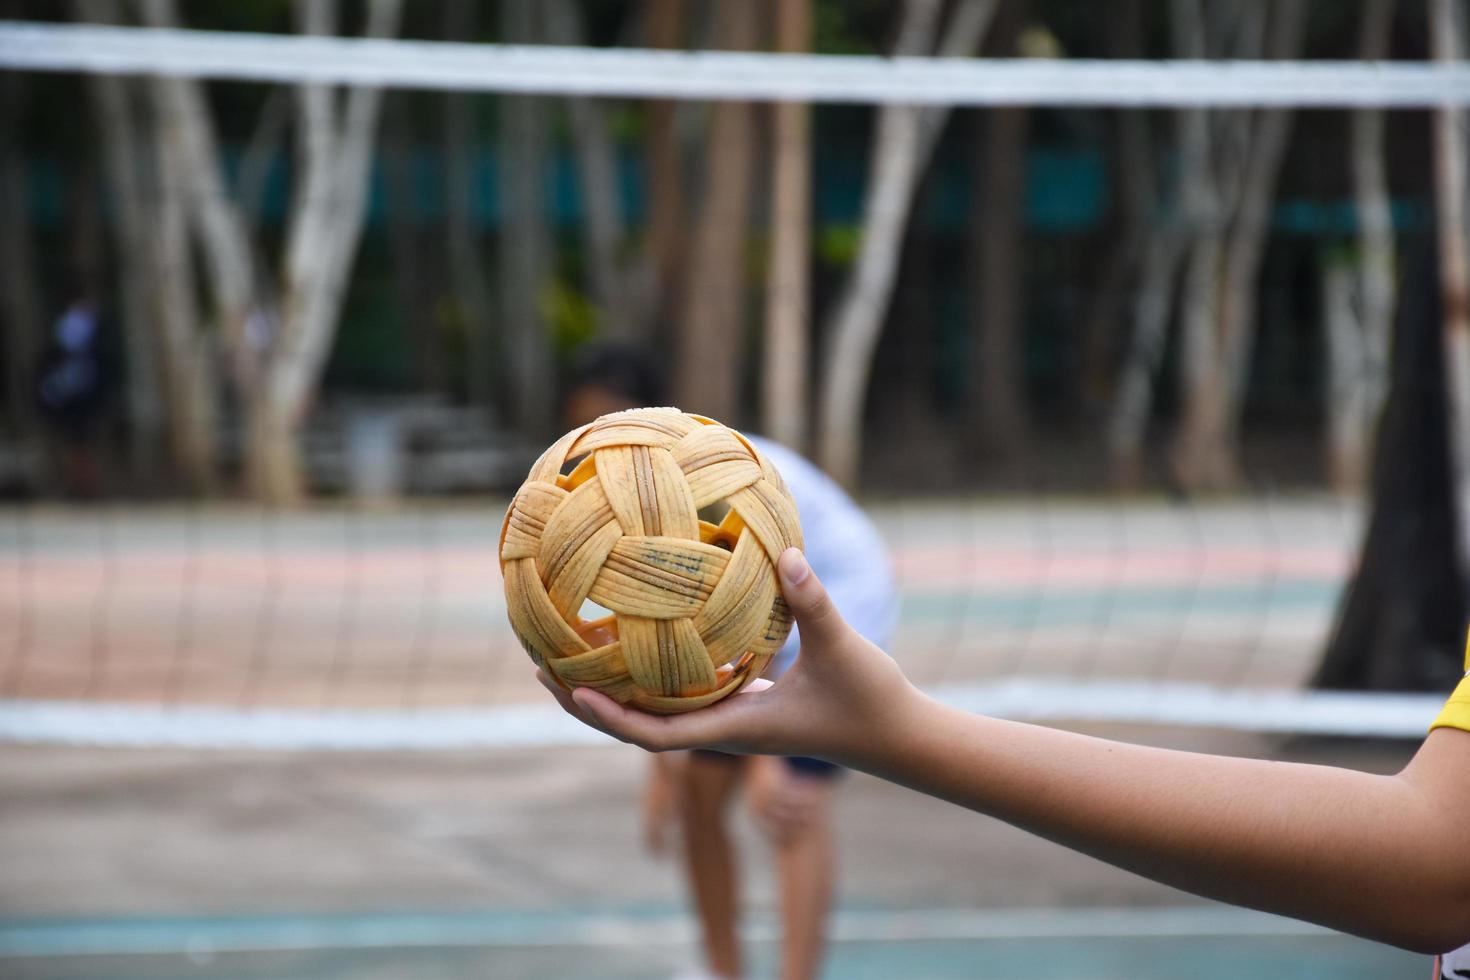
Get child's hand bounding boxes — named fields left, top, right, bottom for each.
left=536, top=548, right=916, bottom=764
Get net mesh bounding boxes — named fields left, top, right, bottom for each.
left=0, top=23, right=1457, bottom=746
left=0, top=492, right=1445, bottom=748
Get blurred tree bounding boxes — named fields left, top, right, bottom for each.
left=257, top=0, right=404, bottom=500
left=817, top=0, right=998, bottom=487
left=76, top=0, right=165, bottom=482
left=0, top=63, right=41, bottom=443
left=672, top=0, right=760, bottom=422
left=1316, top=241, right=1467, bottom=692
left=1170, top=0, right=1306, bottom=493
left=763, top=0, right=812, bottom=451
left=1317, top=1, right=1470, bottom=693
left=1107, top=4, right=1203, bottom=492
left=966, top=1, right=1030, bottom=460
left=1081, top=0, right=1149, bottom=430
left=547, top=0, right=653, bottom=344
left=73, top=0, right=221, bottom=490
left=644, top=0, right=688, bottom=335
left=499, top=0, right=555, bottom=437
left=152, top=87, right=219, bottom=491
left=1431, top=0, right=1470, bottom=534
left=382, top=93, right=445, bottom=393
left=136, top=0, right=403, bottom=503
left=1323, top=0, right=1394, bottom=494
left=443, top=0, right=495, bottom=408
left=133, top=0, right=254, bottom=488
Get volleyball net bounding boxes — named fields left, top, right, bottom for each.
left=0, top=21, right=1458, bottom=748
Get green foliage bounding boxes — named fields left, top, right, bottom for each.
left=328, top=277, right=412, bottom=392
left=540, top=277, right=598, bottom=355
left=817, top=222, right=862, bottom=269
left=813, top=0, right=888, bottom=55
left=182, top=1, right=291, bottom=33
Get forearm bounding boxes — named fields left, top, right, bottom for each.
left=845, top=691, right=1465, bottom=952
left=546, top=551, right=1470, bottom=951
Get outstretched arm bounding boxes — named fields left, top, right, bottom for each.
left=538, top=549, right=1470, bottom=954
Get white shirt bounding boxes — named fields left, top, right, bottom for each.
left=746, top=436, right=897, bottom=679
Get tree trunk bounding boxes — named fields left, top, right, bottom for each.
left=1170, top=0, right=1304, bottom=493
left=0, top=67, right=40, bottom=441
left=244, top=393, right=298, bottom=505
left=1219, top=83, right=1302, bottom=412
left=1325, top=0, right=1394, bottom=494
left=77, top=0, right=166, bottom=479
left=90, top=72, right=166, bottom=478
left=136, top=0, right=400, bottom=502
left=137, top=0, right=257, bottom=491
left=1317, top=2, right=1470, bottom=694
left=138, top=0, right=256, bottom=365
left=1316, top=242, right=1467, bottom=691
left=1109, top=2, right=1213, bottom=490
left=443, top=0, right=494, bottom=407
left=1171, top=240, right=1234, bottom=492
left=671, top=0, right=760, bottom=422
left=546, top=0, right=648, bottom=344
left=1322, top=256, right=1388, bottom=494
left=1431, top=0, right=1470, bottom=550
left=499, top=0, right=554, bottom=436
left=1165, top=5, right=1229, bottom=491
left=816, top=0, right=998, bottom=487
left=761, top=0, right=811, bottom=450
left=152, top=106, right=218, bottom=491
left=644, top=0, right=687, bottom=333
left=1079, top=0, right=1149, bottom=416
left=1108, top=223, right=1187, bottom=489
left=968, top=8, right=1030, bottom=460
left=245, top=0, right=403, bottom=503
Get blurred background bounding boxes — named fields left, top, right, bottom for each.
left=0, top=1, right=1467, bottom=977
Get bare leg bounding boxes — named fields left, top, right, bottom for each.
left=748, top=756, right=837, bottom=980
left=776, top=799, right=834, bottom=980
left=679, top=752, right=746, bottom=979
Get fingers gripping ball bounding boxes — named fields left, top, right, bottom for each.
left=499, top=408, right=803, bottom=714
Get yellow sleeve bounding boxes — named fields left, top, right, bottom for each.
left=1429, top=630, right=1470, bottom=733
left=1432, top=674, right=1470, bottom=733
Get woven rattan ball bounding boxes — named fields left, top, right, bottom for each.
left=499, top=407, right=803, bottom=714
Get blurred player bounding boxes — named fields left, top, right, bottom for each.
left=562, top=345, right=897, bottom=980
left=35, top=296, right=110, bottom=498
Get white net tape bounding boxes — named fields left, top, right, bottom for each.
left=3, top=21, right=1470, bottom=106
left=0, top=683, right=1443, bottom=750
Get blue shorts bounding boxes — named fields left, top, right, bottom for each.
left=691, top=748, right=843, bottom=779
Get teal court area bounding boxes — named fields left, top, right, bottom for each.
left=0, top=908, right=1426, bottom=979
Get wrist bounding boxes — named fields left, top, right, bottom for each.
left=826, top=676, right=933, bottom=772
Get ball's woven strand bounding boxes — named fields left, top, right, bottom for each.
left=499, top=408, right=802, bottom=714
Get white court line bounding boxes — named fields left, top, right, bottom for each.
left=0, top=906, right=1334, bottom=959
left=3, top=22, right=1470, bottom=107
left=0, top=680, right=1441, bottom=749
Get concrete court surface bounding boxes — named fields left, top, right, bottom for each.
left=0, top=497, right=1433, bottom=977
left=0, top=733, right=1428, bottom=979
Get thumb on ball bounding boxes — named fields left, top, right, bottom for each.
left=777, top=548, right=850, bottom=653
